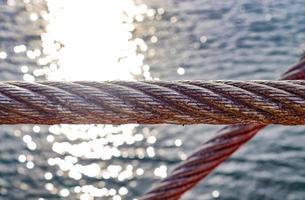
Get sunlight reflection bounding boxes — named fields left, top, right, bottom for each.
left=37, top=0, right=155, bottom=199
left=154, top=165, right=167, bottom=178
left=0, top=51, right=7, bottom=59
left=43, top=0, right=149, bottom=81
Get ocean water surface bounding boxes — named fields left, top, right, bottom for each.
left=0, top=0, right=305, bottom=199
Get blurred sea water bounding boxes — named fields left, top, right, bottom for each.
left=0, top=0, right=305, bottom=199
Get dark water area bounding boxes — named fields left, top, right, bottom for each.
left=0, top=0, right=305, bottom=199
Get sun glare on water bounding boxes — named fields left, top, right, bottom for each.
left=27, top=0, right=161, bottom=199
left=42, top=0, right=149, bottom=81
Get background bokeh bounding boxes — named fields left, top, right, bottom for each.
left=0, top=0, right=305, bottom=199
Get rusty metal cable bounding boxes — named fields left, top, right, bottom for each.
left=1, top=80, right=305, bottom=125
left=140, top=124, right=265, bottom=200
left=140, top=58, right=305, bottom=200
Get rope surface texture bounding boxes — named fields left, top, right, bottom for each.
left=140, top=58, right=305, bottom=200
left=1, top=80, right=305, bottom=125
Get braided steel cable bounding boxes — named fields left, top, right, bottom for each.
left=140, top=124, right=265, bottom=200
left=140, top=59, right=305, bottom=200
left=1, top=80, right=305, bottom=125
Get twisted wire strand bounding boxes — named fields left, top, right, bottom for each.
left=140, top=124, right=264, bottom=200
left=1, top=80, right=305, bottom=125
left=140, top=58, right=305, bottom=200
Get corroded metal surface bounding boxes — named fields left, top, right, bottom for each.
left=140, top=58, right=305, bottom=200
